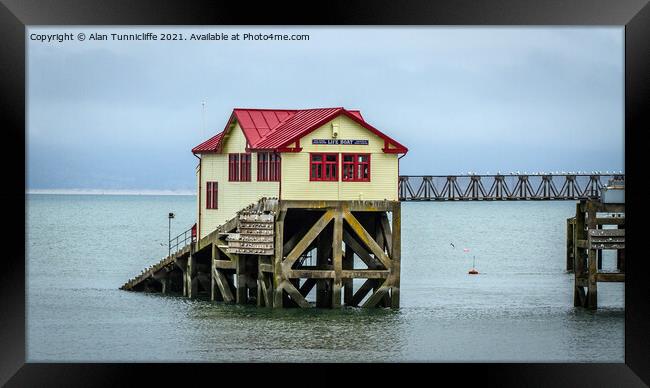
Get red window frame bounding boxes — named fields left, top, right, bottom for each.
left=206, top=181, right=218, bottom=209
left=342, top=153, right=371, bottom=182
left=257, top=152, right=281, bottom=182
left=240, top=153, right=251, bottom=181
left=310, top=153, right=338, bottom=181
left=257, top=152, right=268, bottom=181
left=269, top=153, right=281, bottom=181
left=228, top=153, right=240, bottom=181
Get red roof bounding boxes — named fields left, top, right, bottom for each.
left=191, top=130, right=225, bottom=154
left=191, top=107, right=407, bottom=154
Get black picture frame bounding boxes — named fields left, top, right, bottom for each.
left=2, top=0, right=648, bottom=386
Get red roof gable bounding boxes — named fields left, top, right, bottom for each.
left=191, top=130, right=225, bottom=153
left=191, top=107, right=407, bottom=154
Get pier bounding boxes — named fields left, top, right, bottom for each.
left=122, top=198, right=401, bottom=308
left=399, top=173, right=623, bottom=201
left=567, top=199, right=625, bottom=309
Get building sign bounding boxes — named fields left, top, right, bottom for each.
left=312, top=139, right=369, bottom=145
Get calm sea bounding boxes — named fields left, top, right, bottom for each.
left=26, top=194, right=624, bottom=362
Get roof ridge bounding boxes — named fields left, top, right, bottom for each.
left=256, top=107, right=342, bottom=143
left=233, top=107, right=344, bottom=111
left=233, top=108, right=298, bottom=111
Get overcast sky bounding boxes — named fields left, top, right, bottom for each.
left=27, top=27, right=624, bottom=192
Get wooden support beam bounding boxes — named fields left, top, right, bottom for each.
left=283, top=210, right=335, bottom=271
left=585, top=201, right=624, bottom=214
left=288, top=270, right=335, bottom=279
left=259, top=263, right=273, bottom=273
left=575, top=277, right=588, bottom=287
left=362, top=283, right=391, bottom=308
left=299, top=278, right=317, bottom=297
left=586, top=207, right=598, bottom=309
left=342, top=210, right=392, bottom=270
left=574, top=201, right=586, bottom=279
left=380, top=213, right=393, bottom=254
left=332, top=208, right=343, bottom=308
left=390, top=203, right=401, bottom=308
left=211, top=244, right=218, bottom=301
left=341, top=270, right=390, bottom=279
left=282, top=223, right=311, bottom=257
left=273, top=210, right=286, bottom=308
left=349, top=279, right=375, bottom=307
left=282, top=281, right=311, bottom=308
left=216, top=243, right=238, bottom=261
left=186, top=254, right=197, bottom=298
left=574, top=285, right=586, bottom=307
left=215, top=260, right=236, bottom=270
left=566, top=217, right=574, bottom=272
left=160, top=278, right=168, bottom=294
left=259, top=274, right=271, bottom=307
left=213, top=268, right=235, bottom=303
left=595, top=217, right=625, bottom=225
left=236, top=255, right=247, bottom=304
left=596, top=272, right=625, bottom=282
left=280, top=199, right=393, bottom=212
left=342, top=228, right=381, bottom=269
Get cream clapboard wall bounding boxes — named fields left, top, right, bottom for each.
left=197, top=122, right=279, bottom=239
left=281, top=115, right=398, bottom=201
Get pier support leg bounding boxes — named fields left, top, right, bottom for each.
left=236, top=255, right=247, bottom=304
left=597, top=225, right=603, bottom=270
left=273, top=211, right=286, bottom=308
left=161, top=277, right=168, bottom=295
left=566, top=218, right=575, bottom=272
left=586, top=207, right=598, bottom=309
left=390, top=203, right=401, bottom=308
left=186, top=254, right=197, bottom=299
left=331, top=207, right=343, bottom=308
left=574, top=202, right=587, bottom=307
left=617, top=224, right=625, bottom=271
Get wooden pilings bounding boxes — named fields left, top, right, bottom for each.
left=122, top=198, right=402, bottom=309
left=262, top=199, right=401, bottom=308
left=570, top=199, right=625, bottom=309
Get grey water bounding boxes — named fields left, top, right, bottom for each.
left=26, top=194, right=624, bottom=362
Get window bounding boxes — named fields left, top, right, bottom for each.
left=270, top=153, right=281, bottom=181
left=342, top=153, right=370, bottom=182
left=257, top=152, right=268, bottom=181
left=228, top=153, right=239, bottom=181
left=257, top=152, right=281, bottom=182
left=206, top=181, right=218, bottom=209
left=240, top=153, right=251, bottom=181
left=310, top=153, right=338, bottom=181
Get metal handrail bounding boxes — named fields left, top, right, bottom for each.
left=169, top=225, right=196, bottom=256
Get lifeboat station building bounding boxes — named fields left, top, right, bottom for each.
left=192, top=107, right=408, bottom=240
left=122, top=107, right=407, bottom=309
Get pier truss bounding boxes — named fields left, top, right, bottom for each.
left=398, top=174, right=624, bottom=201
left=121, top=198, right=401, bottom=309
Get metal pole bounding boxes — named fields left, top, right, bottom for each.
left=168, top=216, right=171, bottom=257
